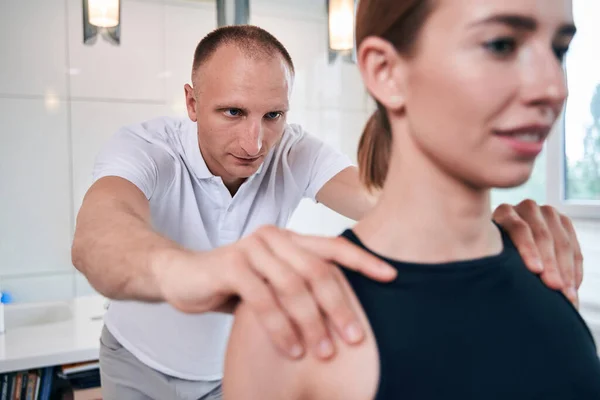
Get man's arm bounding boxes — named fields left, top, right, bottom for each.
left=72, top=176, right=181, bottom=301
left=315, top=166, right=379, bottom=221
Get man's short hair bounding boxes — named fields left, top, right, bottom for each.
left=191, top=25, right=295, bottom=80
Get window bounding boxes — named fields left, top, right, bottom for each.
left=547, top=0, right=600, bottom=219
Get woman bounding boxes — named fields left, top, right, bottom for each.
left=223, top=0, right=600, bottom=398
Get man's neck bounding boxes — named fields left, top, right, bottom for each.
left=224, top=178, right=246, bottom=197
left=200, top=150, right=247, bottom=197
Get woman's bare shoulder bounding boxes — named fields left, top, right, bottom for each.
left=222, top=272, right=380, bottom=400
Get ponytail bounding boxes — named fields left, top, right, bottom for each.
left=357, top=104, right=392, bottom=190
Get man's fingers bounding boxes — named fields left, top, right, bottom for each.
left=221, top=251, right=303, bottom=360
left=541, top=206, right=578, bottom=304
left=261, top=227, right=365, bottom=349
left=314, top=267, right=365, bottom=344
left=560, top=213, right=585, bottom=289
left=512, top=201, right=564, bottom=290
left=290, top=233, right=397, bottom=281
left=492, top=203, right=544, bottom=274
left=242, top=230, right=334, bottom=360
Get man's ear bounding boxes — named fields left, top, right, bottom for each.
left=184, top=83, right=197, bottom=122
left=357, top=37, right=406, bottom=113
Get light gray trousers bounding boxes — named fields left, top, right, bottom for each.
left=99, top=326, right=223, bottom=400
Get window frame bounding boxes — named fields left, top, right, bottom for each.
left=546, top=110, right=600, bottom=219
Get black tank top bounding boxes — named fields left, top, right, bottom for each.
left=340, top=228, right=600, bottom=399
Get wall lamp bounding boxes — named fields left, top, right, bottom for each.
left=83, top=0, right=121, bottom=46
left=327, top=0, right=358, bottom=64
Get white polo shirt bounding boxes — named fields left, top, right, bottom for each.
left=92, top=116, right=352, bottom=380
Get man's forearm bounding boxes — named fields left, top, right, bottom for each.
left=71, top=203, right=182, bottom=302
left=315, top=167, right=380, bottom=221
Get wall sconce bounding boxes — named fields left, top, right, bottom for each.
left=216, top=0, right=250, bottom=27
left=83, top=0, right=121, bottom=46
left=327, top=0, right=358, bottom=64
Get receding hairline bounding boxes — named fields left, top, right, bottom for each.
left=190, top=25, right=295, bottom=84
left=191, top=42, right=294, bottom=83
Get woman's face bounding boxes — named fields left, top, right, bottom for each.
left=383, top=0, right=575, bottom=189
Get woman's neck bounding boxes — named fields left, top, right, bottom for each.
left=354, top=132, right=502, bottom=264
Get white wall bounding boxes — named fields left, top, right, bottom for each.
left=0, top=0, right=370, bottom=303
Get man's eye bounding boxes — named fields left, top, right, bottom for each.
left=265, top=112, right=282, bottom=120
left=225, top=109, right=242, bottom=117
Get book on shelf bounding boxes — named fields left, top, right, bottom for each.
left=0, top=366, right=53, bottom=400
left=0, top=359, right=101, bottom=400
left=59, top=362, right=99, bottom=376
left=57, top=361, right=101, bottom=393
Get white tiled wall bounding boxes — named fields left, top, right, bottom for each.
left=0, top=1, right=69, bottom=97
left=0, top=98, right=72, bottom=278
left=0, top=0, right=370, bottom=303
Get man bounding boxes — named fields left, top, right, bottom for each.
left=72, top=25, right=584, bottom=400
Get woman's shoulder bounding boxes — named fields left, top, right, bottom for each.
left=222, top=272, right=380, bottom=400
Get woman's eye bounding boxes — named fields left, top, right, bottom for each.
left=265, top=112, right=282, bottom=120
left=484, top=37, right=517, bottom=56
left=225, top=109, right=242, bottom=117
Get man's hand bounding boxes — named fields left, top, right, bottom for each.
left=154, top=225, right=397, bottom=361
left=493, top=200, right=584, bottom=307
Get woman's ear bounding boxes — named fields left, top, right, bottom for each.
left=357, top=37, right=406, bottom=112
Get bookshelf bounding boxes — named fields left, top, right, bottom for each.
left=0, top=296, right=106, bottom=399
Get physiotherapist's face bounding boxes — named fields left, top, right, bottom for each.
left=185, top=44, right=292, bottom=187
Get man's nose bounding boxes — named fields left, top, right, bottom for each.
left=239, top=120, right=263, bottom=156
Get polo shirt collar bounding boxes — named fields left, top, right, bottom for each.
left=184, top=119, right=214, bottom=180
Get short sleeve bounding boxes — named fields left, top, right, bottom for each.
left=92, top=126, right=176, bottom=200
left=287, top=125, right=353, bottom=202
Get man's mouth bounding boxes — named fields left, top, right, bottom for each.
left=232, top=154, right=262, bottom=162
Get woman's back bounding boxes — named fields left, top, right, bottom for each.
left=341, top=228, right=600, bottom=399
